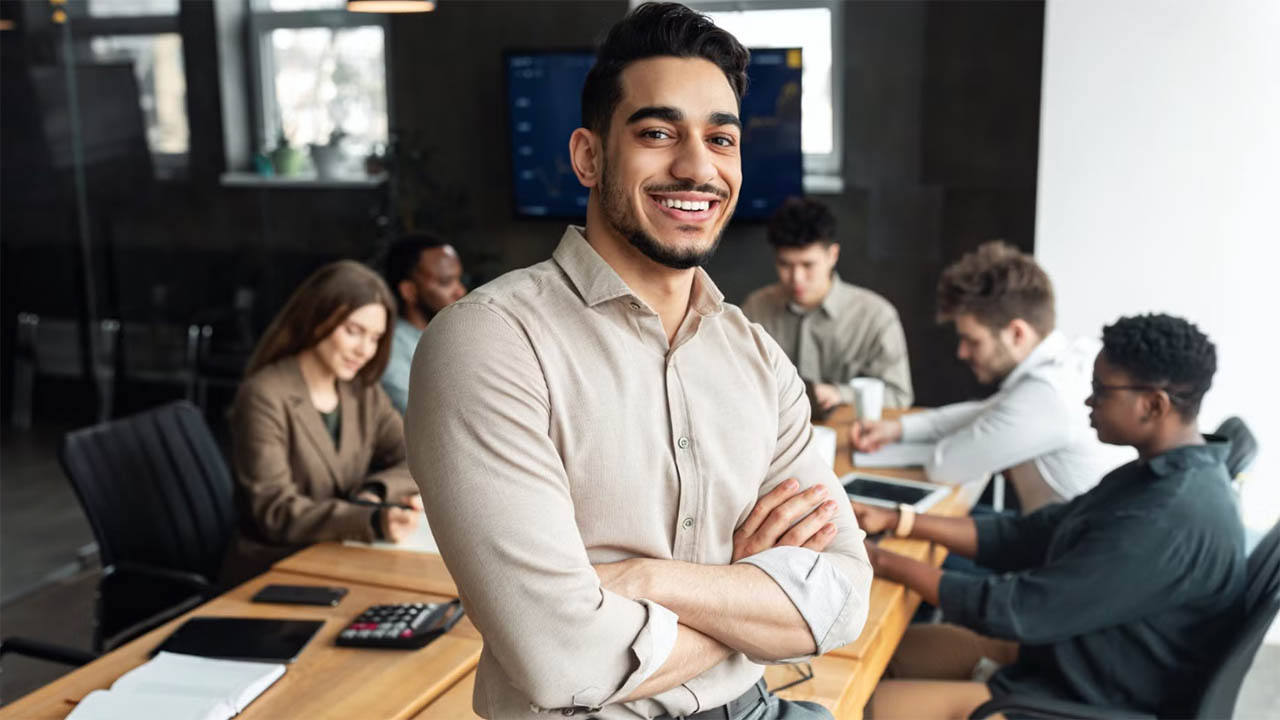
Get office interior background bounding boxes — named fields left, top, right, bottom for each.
left=1, top=0, right=1277, bottom=712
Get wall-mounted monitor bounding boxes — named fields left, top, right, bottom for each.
left=505, top=48, right=803, bottom=221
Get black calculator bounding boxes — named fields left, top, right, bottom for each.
left=335, top=599, right=464, bottom=649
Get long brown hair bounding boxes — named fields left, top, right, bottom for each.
left=245, top=260, right=397, bottom=386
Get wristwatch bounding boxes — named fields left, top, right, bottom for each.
left=894, top=503, right=915, bottom=538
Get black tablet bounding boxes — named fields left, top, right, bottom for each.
left=841, top=472, right=949, bottom=511
left=153, top=617, right=323, bottom=664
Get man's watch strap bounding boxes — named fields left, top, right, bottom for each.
left=894, top=503, right=915, bottom=537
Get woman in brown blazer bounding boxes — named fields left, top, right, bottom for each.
left=222, top=260, right=423, bottom=583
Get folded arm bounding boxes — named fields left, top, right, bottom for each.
left=641, top=328, right=876, bottom=660
left=407, top=304, right=720, bottom=712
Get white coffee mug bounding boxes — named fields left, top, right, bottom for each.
left=810, top=425, right=838, bottom=469
left=849, top=377, right=885, bottom=421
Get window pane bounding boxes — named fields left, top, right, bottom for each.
left=87, top=0, right=179, bottom=17
left=88, top=33, right=190, bottom=157
left=705, top=7, right=833, bottom=156
left=269, top=25, right=387, bottom=156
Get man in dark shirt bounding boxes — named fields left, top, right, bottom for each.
left=857, top=313, right=1245, bottom=719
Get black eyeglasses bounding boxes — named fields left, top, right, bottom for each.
left=766, top=662, right=814, bottom=693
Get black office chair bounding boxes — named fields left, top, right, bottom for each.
left=0, top=401, right=236, bottom=666
left=969, top=519, right=1280, bottom=719
left=1215, top=416, right=1259, bottom=480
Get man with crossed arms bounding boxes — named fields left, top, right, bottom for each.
left=407, top=4, right=870, bottom=719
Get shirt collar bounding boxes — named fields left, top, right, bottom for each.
left=1001, top=329, right=1068, bottom=390
left=787, top=272, right=847, bottom=319
left=553, top=225, right=725, bottom=317
left=1146, top=435, right=1231, bottom=477
left=395, top=316, right=423, bottom=340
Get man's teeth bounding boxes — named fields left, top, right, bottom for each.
left=660, top=198, right=711, bottom=212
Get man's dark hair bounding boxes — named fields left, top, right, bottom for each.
left=767, top=196, right=837, bottom=248
left=1102, top=313, right=1216, bottom=420
left=581, top=2, right=749, bottom=137
left=936, top=240, right=1056, bottom=336
left=383, top=232, right=450, bottom=314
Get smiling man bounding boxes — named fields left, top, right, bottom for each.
left=405, top=4, right=870, bottom=719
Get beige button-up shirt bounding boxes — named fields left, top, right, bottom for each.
left=742, top=276, right=914, bottom=409
left=406, top=227, right=871, bottom=719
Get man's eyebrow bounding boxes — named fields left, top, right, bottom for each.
left=709, top=111, right=742, bottom=129
left=626, top=106, right=683, bottom=124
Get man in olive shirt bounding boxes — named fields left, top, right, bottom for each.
left=407, top=5, right=870, bottom=720
left=743, top=197, right=913, bottom=414
left=855, top=313, right=1245, bottom=718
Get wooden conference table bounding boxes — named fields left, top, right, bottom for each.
left=3, top=406, right=983, bottom=720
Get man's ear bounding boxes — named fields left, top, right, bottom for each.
left=397, top=279, right=417, bottom=306
left=569, top=128, right=603, bottom=188
left=827, top=243, right=841, bottom=266
left=1007, top=318, right=1038, bottom=348
left=1143, top=389, right=1173, bottom=422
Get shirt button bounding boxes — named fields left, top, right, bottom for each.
left=629, top=301, right=642, bottom=310
left=677, top=436, right=690, bottom=449
left=682, top=517, right=694, bottom=529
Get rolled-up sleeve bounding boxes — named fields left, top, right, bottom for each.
left=405, top=302, right=678, bottom=711
left=743, top=328, right=873, bottom=656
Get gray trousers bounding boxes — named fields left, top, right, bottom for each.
left=659, top=680, right=835, bottom=720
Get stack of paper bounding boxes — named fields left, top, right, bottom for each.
left=852, top=442, right=935, bottom=469
left=67, top=651, right=285, bottom=720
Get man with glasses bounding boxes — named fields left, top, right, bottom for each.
left=854, top=313, right=1245, bottom=718
left=850, top=241, right=1130, bottom=512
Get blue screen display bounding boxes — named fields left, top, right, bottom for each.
left=506, top=49, right=803, bottom=221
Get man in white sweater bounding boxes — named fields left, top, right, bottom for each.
left=850, top=241, right=1130, bottom=512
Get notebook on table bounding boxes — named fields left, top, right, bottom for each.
left=852, top=442, right=934, bottom=468
left=66, top=651, right=286, bottom=720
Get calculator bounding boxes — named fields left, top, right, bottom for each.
left=335, top=599, right=464, bottom=649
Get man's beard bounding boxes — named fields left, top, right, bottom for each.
left=974, top=340, right=1019, bottom=385
left=415, top=297, right=441, bottom=324
left=597, top=159, right=729, bottom=270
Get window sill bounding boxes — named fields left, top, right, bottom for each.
left=219, top=171, right=388, bottom=189
left=802, top=174, right=844, bottom=195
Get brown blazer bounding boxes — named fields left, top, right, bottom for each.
left=221, top=355, right=416, bottom=584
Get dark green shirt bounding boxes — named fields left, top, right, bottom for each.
left=939, top=438, right=1245, bottom=716
left=319, top=404, right=341, bottom=449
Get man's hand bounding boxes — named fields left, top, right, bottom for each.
left=732, top=478, right=838, bottom=563
left=851, top=502, right=899, bottom=536
left=848, top=418, right=903, bottom=453
left=812, top=382, right=842, bottom=412
left=863, top=539, right=885, bottom=574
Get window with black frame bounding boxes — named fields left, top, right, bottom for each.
left=61, top=0, right=189, bottom=179
left=247, top=0, right=390, bottom=178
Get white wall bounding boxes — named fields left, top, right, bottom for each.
left=1036, top=0, right=1280, bottom=531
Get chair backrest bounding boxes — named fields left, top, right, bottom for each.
left=1214, top=416, right=1259, bottom=479
left=1192, top=520, right=1280, bottom=718
left=19, top=312, right=119, bottom=378
left=59, top=401, right=236, bottom=583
